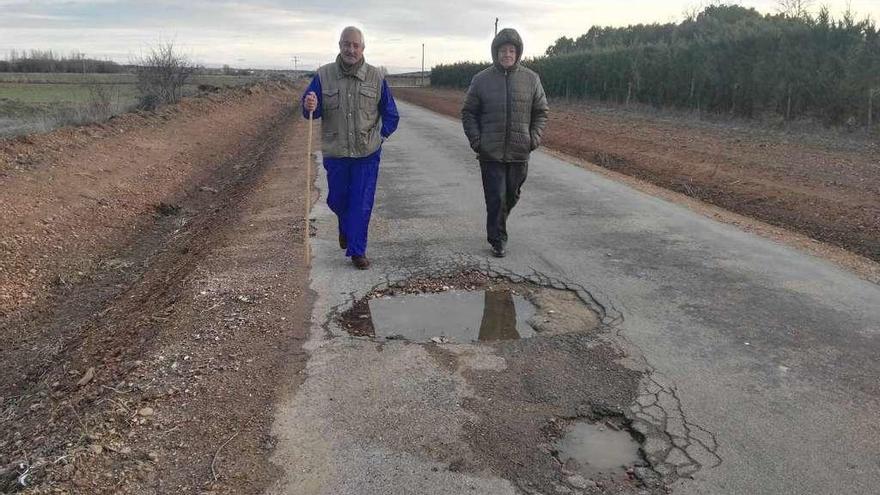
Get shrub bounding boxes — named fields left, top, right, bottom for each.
left=134, top=42, right=198, bottom=110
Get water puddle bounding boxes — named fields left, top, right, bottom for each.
left=364, top=289, right=536, bottom=343
left=555, top=421, right=641, bottom=479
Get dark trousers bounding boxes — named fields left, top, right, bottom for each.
left=479, top=160, right=528, bottom=248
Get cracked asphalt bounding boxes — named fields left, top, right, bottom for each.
left=267, top=102, right=880, bottom=495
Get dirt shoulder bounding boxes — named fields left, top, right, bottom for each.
left=394, top=87, right=880, bottom=283
left=1, top=83, right=313, bottom=493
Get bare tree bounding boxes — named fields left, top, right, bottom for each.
left=134, top=41, right=197, bottom=110
left=682, top=0, right=710, bottom=22
left=777, top=0, right=813, bottom=18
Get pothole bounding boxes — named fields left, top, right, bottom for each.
left=334, top=270, right=663, bottom=492
left=369, top=289, right=536, bottom=343
left=554, top=418, right=643, bottom=480
left=339, top=271, right=601, bottom=342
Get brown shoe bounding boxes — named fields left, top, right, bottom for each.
left=339, top=233, right=347, bottom=250
left=352, top=255, right=370, bottom=270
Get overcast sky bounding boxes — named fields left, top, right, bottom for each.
left=1, top=0, right=877, bottom=73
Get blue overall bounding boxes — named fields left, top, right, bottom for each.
left=301, top=75, right=399, bottom=257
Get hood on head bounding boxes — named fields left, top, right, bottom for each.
left=491, top=28, right=523, bottom=67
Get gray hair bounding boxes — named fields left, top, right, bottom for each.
left=339, top=26, right=365, bottom=45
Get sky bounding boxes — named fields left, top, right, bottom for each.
left=1, top=0, right=878, bottom=73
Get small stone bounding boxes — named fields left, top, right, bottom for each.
left=552, top=483, right=573, bottom=494
left=137, top=407, right=155, bottom=417
left=633, top=467, right=653, bottom=480
left=565, top=475, right=593, bottom=489
left=654, top=463, right=673, bottom=476
left=76, top=367, right=95, bottom=387
left=89, top=444, right=103, bottom=454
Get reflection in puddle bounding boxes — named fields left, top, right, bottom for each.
left=367, top=289, right=536, bottom=343
left=555, top=421, right=641, bottom=478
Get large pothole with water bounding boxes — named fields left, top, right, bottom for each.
left=337, top=270, right=664, bottom=493
left=339, top=270, right=601, bottom=342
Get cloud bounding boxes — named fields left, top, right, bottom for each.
left=1, top=0, right=877, bottom=70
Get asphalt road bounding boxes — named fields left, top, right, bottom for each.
left=268, top=101, right=880, bottom=495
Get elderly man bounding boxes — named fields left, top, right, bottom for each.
left=462, top=28, right=548, bottom=258
left=302, top=26, right=399, bottom=269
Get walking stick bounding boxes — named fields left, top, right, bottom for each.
left=305, top=110, right=313, bottom=265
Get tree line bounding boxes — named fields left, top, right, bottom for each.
left=432, top=4, right=880, bottom=126
left=0, top=49, right=124, bottom=74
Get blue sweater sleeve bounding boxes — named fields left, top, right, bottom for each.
left=301, top=75, right=322, bottom=119
left=379, top=79, right=399, bottom=138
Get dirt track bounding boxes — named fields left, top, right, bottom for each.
left=394, top=87, right=880, bottom=274
left=0, top=83, right=312, bottom=494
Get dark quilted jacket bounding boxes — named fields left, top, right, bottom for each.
left=461, top=28, right=549, bottom=162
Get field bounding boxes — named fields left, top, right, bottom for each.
left=0, top=72, right=266, bottom=85
left=0, top=72, right=268, bottom=136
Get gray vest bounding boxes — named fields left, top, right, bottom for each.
left=317, top=61, right=384, bottom=158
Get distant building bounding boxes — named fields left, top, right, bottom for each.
left=385, top=71, right=430, bottom=88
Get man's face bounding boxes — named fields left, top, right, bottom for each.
left=498, top=43, right=517, bottom=69
left=339, top=31, right=364, bottom=65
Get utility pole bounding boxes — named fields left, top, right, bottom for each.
left=869, top=87, right=877, bottom=129
left=495, top=18, right=498, bottom=36
left=292, top=56, right=298, bottom=75
left=421, top=43, right=425, bottom=87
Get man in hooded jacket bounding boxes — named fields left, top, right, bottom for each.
left=462, top=28, right=549, bottom=258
